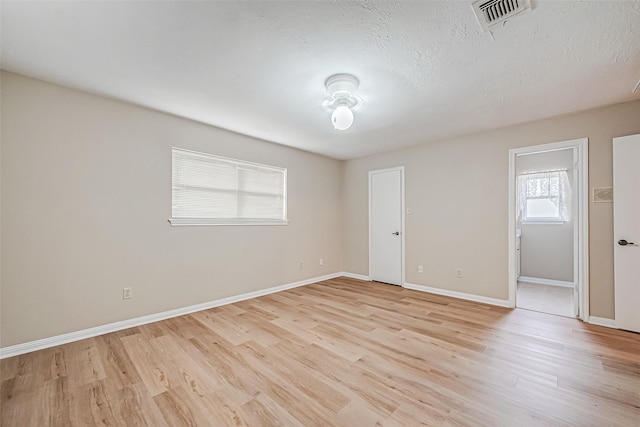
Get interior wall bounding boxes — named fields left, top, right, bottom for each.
left=1, top=71, right=343, bottom=347
left=516, top=149, right=574, bottom=282
left=3, top=70, right=640, bottom=348
left=342, top=99, right=640, bottom=319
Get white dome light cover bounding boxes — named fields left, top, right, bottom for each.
left=324, top=73, right=362, bottom=131
left=331, top=105, right=354, bottom=130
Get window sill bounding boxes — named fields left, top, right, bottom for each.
left=168, top=218, right=289, bottom=226
left=522, top=220, right=566, bottom=225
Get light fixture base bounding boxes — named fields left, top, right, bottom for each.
left=324, top=73, right=362, bottom=111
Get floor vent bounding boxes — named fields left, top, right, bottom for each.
left=472, top=0, right=532, bottom=32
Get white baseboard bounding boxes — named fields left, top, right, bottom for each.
left=518, top=276, right=574, bottom=288
left=341, top=272, right=371, bottom=281
left=403, top=282, right=510, bottom=308
left=587, top=316, right=616, bottom=328
left=0, top=272, right=344, bottom=359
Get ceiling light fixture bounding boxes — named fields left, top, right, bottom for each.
left=325, top=73, right=362, bottom=131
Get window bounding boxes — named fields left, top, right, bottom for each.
left=517, top=170, right=570, bottom=222
left=170, top=148, right=287, bottom=226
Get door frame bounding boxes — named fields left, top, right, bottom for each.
left=369, top=166, right=405, bottom=285
left=508, top=138, right=589, bottom=320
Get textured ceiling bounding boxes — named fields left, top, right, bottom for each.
left=2, top=1, right=640, bottom=159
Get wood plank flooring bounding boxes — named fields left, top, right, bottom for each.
left=2, top=277, right=639, bottom=426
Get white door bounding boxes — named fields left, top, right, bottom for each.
left=369, top=168, right=404, bottom=286
left=613, top=134, right=640, bottom=333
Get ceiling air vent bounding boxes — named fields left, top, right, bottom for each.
left=472, top=0, right=532, bottom=32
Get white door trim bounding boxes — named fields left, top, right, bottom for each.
left=369, top=166, right=405, bottom=286
left=508, top=138, right=589, bottom=320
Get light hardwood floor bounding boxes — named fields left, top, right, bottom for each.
left=2, top=277, right=639, bottom=426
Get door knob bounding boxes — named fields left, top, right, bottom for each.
left=618, top=239, right=635, bottom=246
left=392, top=231, right=400, bottom=235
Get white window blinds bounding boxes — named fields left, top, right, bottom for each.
left=171, top=148, right=287, bottom=226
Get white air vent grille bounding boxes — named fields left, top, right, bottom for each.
left=472, top=0, right=531, bottom=32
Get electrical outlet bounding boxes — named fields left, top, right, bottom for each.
left=418, top=265, right=424, bottom=273
left=319, top=258, right=324, bottom=266
left=456, top=268, right=463, bottom=278
left=123, top=287, right=133, bottom=300
left=299, top=261, right=303, bottom=269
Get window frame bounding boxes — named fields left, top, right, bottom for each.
left=169, top=148, right=288, bottom=227
left=519, top=171, right=568, bottom=224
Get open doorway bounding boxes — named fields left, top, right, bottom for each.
left=515, top=148, right=574, bottom=316
left=508, top=139, right=589, bottom=320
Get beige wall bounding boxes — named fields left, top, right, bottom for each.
left=1, top=72, right=343, bottom=347
left=342, top=99, right=640, bottom=319
left=3, top=70, right=639, bottom=348
left=516, top=149, right=574, bottom=282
